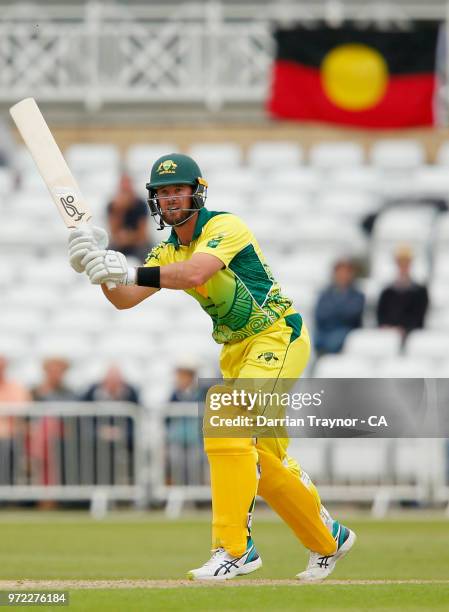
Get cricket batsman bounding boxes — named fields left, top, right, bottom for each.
left=68, top=153, right=356, bottom=581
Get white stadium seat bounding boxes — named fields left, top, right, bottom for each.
left=370, top=139, right=425, bottom=171
left=329, top=167, right=380, bottom=192
left=0, top=333, right=31, bottom=360
left=187, top=143, right=242, bottom=174
left=6, top=285, right=64, bottom=311
left=0, top=167, right=14, bottom=197
left=405, top=330, right=449, bottom=361
left=126, top=144, right=179, bottom=176
left=34, top=332, right=92, bottom=361
left=0, top=308, right=44, bottom=337
left=313, top=355, right=375, bottom=378
left=268, top=167, right=321, bottom=194
left=95, top=333, right=156, bottom=361
left=309, top=141, right=364, bottom=169
left=207, top=168, right=259, bottom=196
left=413, top=166, right=449, bottom=198
left=247, top=141, right=303, bottom=169
left=332, top=439, right=390, bottom=482
left=376, top=357, right=434, bottom=378
left=65, top=144, right=121, bottom=176
left=435, top=140, right=449, bottom=166
left=316, top=190, right=380, bottom=221
left=48, top=309, right=114, bottom=336
left=287, top=438, right=329, bottom=480
left=343, top=328, right=402, bottom=359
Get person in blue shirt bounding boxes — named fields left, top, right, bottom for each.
left=314, top=258, right=365, bottom=355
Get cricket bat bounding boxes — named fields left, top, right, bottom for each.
left=9, top=97, right=115, bottom=288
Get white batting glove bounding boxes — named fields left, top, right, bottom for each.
left=68, top=226, right=109, bottom=273
left=83, top=249, right=136, bottom=286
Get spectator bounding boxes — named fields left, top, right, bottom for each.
left=31, top=358, right=76, bottom=494
left=314, top=258, right=365, bottom=355
left=167, top=358, right=204, bottom=486
left=32, top=357, right=77, bottom=402
left=169, top=358, right=202, bottom=403
left=376, top=245, right=428, bottom=337
left=0, top=356, right=31, bottom=486
left=82, top=364, right=139, bottom=483
left=82, top=364, right=139, bottom=404
left=107, top=174, right=151, bottom=260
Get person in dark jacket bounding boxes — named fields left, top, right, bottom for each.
left=314, top=258, right=365, bottom=355
left=376, top=245, right=428, bottom=337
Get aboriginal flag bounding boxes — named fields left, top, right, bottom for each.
left=267, top=22, right=440, bottom=128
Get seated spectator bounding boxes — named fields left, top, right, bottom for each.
left=82, top=364, right=139, bottom=404
left=107, top=174, right=151, bottom=260
left=169, top=358, right=202, bottom=403
left=32, top=357, right=77, bottom=401
left=376, top=245, right=428, bottom=337
left=82, top=364, right=138, bottom=482
left=31, top=358, right=76, bottom=494
left=166, top=358, right=205, bottom=486
left=314, top=258, right=365, bottom=355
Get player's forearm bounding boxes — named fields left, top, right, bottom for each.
left=101, top=283, right=158, bottom=309
left=157, top=261, right=205, bottom=289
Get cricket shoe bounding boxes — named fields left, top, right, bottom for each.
left=296, top=521, right=356, bottom=583
left=187, top=537, right=262, bottom=581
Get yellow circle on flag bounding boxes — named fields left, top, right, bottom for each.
left=321, top=43, right=388, bottom=111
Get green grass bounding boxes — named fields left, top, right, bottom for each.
left=0, top=513, right=448, bottom=610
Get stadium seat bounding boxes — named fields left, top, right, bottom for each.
left=0, top=308, right=44, bottom=337
left=332, top=439, right=390, bottom=483
left=255, top=190, right=311, bottom=218
left=0, top=333, right=31, bottom=360
left=330, top=167, right=380, bottom=191
left=125, top=144, right=179, bottom=176
left=247, top=141, right=303, bottom=169
left=6, top=285, right=64, bottom=311
left=316, top=190, right=380, bottom=221
left=8, top=358, right=41, bottom=387
left=291, top=214, right=367, bottom=257
left=287, top=438, right=329, bottom=481
left=0, top=167, right=14, bottom=196
left=309, top=141, right=364, bottom=169
left=343, top=328, right=402, bottom=359
left=376, top=357, right=434, bottom=378
left=268, top=167, right=321, bottom=194
left=207, top=168, right=259, bottom=196
left=34, top=332, right=92, bottom=361
left=48, top=309, right=114, bottom=337
left=435, top=140, right=449, bottom=166
left=313, top=354, right=375, bottom=378
left=186, top=143, right=242, bottom=174
left=95, top=333, right=158, bottom=361
left=433, top=214, right=449, bottom=255
left=413, top=166, right=449, bottom=198
left=405, top=330, right=449, bottom=361
left=372, top=207, right=435, bottom=247
left=370, top=139, right=425, bottom=171
left=20, top=258, right=79, bottom=288
left=65, top=144, right=121, bottom=177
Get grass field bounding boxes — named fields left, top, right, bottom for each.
left=0, top=512, right=448, bottom=611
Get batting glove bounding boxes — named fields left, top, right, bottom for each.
left=83, top=249, right=136, bottom=286
left=68, top=225, right=109, bottom=273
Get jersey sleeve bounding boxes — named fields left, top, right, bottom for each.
left=143, top=242, right=174, bottom=267
left=193, top=214, right=251, bottom=267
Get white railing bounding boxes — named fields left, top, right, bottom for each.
left=152, top=402, right=449, bottom=518
left=0, top=400, right=447, bottom=517
left=0, top=1, right=447, bottom=111
left=0, top=402, right=149, bottom=515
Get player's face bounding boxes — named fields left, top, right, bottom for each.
left=156, top=184, right=194, bottom=226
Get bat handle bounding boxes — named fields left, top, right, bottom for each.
left=106, top=281, right=116, bottom=290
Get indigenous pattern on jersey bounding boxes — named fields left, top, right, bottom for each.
left=144, top=208, right=293, bottom=344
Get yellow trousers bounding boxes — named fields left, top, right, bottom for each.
left=204, top=309, right=337, bottom=557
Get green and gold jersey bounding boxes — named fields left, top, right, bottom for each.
left=144, top=208, right=293, bottom=344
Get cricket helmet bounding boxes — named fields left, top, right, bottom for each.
left=146, top=153, right=208, bottom=230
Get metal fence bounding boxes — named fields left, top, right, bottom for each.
left=0, top=402, right=148, bottom=514
left=0, top=1, right=448, bottom=111
left=0, top=400, right=448, bottom=518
